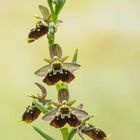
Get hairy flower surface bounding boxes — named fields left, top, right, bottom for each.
left=27, top=21, right=49, bottom=43
left=81, top=124, right=107, bottom=140
left=42, top=100, right=88, bottom=128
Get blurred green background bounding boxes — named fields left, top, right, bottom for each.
left=0, top=0, right=140, bottom=139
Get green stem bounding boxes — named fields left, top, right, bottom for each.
left=46, top=1, right=69, bottom=139
left=53, top=15, right=58, bottom=23
left=48, top=33, right=55, bottom=46
left=66, top=129, right=77, bottom=140
left=47, top=4, right=57, bottom=48
left=60, top=128, right=69, bottom=140
left=47, top=0, right=55, bottom=46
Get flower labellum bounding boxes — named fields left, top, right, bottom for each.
left=50, top=104, right=82, bottom=128
left=27, top=22, right=48, bottom=43
left=50, top=112, right=81, bottom=128
left=82, top=125, right=107, bottom=140
left=22, top=103, right=41, bottom=123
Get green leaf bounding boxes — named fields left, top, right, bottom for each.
left=38, top=5, right=51, bottom=22
left=33, top=126, right=56, bottom=140
left=47, top=0, right=55, bottom=19
left=54, top=0, right=66, bottom=17
left=60, top=128, right=69, bottom=140
left=72, top=49, right=78, bottom=63
left=66, top=128, right=77, bottom=140
left=33, top=100, right=48, bottom=114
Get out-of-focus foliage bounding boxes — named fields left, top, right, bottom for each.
left=0, top=0, right=140, bottom=140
